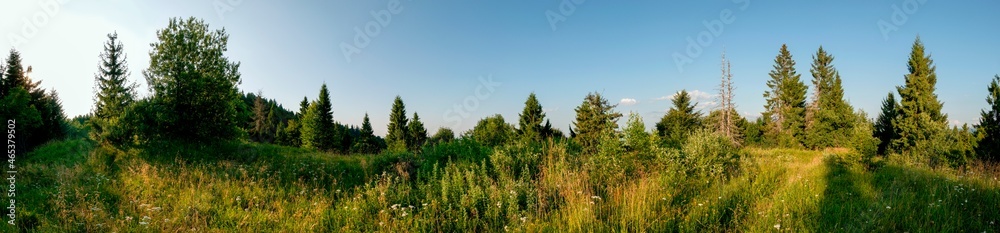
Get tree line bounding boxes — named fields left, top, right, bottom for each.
left=4, top=16, right=999, bottom=167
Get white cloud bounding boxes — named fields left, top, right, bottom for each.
left=619, top=98, right=638, bottom=106
left=656, top=90, right=716, bottom=102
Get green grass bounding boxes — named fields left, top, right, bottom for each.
left=7, top=139, right=999, bottom=232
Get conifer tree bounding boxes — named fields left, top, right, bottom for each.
left=762, top=44, right=808, bottom=148
left=301, top=84, right=335, bottom=151
left=386, top=96, right=409, bottom=152
left=573, top=92, right=622, bottom=153
left=518, top=93, right=546, bottom=141
left=656, top=90, right=702, bottom=148
left=891, top=37, right=947, bottom=154
left=805, top=47, right=855, bottom=148
left=407, top=112, right=428, bottom=152
left=874, top=92, right=899, bottom=155
left=717, top=50, right=741, bottom=145
left=90, top=32, right=137, bottom=144
left=976, top=75, right=1000, bottom=161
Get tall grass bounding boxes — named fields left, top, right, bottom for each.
left=8, top=137, right=999, bottom=232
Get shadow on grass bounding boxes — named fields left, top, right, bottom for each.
left=819, top=157, right=1000, bottom=232
left=133, top=140, right=410, bottom=193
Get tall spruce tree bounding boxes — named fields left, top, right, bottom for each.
left=573, top=92, right=622, bottom=154
left=656, top=90, right=702, bottom=148
left=90, top=32, right=137, bottom=144
left=874, top=92, right=899, bottom=155
left=407, top=112, right=428, bottom=152
left=301, top=84, right=335, bottom=151
left=891, top=37, right=947, bottom=154
left=804, top=47, right=855, bottom=149
left=976, top=75, right=1000, bottom=161
left=351, top=113, right=382, bottom=154
left=762, top=44, right=808, bottom=148
left=386, top=96, right=409, bottom=152
left=518, top=93, right=546, bottom=141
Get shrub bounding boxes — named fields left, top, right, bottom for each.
left=680, top=129, right=740, bottom=178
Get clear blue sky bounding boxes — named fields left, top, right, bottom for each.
left=3, top=0, right=998, bottom=136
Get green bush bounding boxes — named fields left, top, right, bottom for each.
left=680, top=129, right=740, bottom=178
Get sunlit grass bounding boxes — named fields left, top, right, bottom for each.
left=7, top=139, right=999, bottom=232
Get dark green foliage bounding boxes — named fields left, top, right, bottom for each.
left=762, top=44, right=808, bottom=148
left=739, top=116, right=766, bottom=147
left=874, top=93, right=899, bottom=155
left=429, top=127, right=455, bottom=145
left=0, top=49, right=65, bottom=152
left=407, top=113, right=428, bottom=153
left=351, top=113, right=384, bottom=154
left=386, top=96, right=409, bottom=152
left=681, top=129, right=740, bottom=178
left=891, top=37, right=947, bottom=156
left=804, top=47, right=856, bottom=149
left=301, top=84, right=337, bottom=151
left=143, top=17, right=242, bottom=143
left=276, top=119, right=302, bottom=147
left=540, top=119, right=565, bottom=140
left=572, top=92, right=622, bottom=154
left=976, top=75, right=1000, bottom=161
left=89, top=32, right=137, bottom=145
left=518, top=93, right=546, bottom=141
left=468, top=114, right=514, bottom=147
left=656, top=90, right=703, bottom=149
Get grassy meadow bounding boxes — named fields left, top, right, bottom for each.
left=5, top=135, right=998, bottom=232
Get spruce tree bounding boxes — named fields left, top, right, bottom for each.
left=573, top=92, right=622, bottom=153
left=518, top=93, right=546, bottom=141
left=891, top=37, right=947, bottom=154
left=976, top=75, right=1000, bottom=161
left=762, top=44, right=807, bottom=148
left=90, top=32, right=137, bottom=144
left=386, top=96, right=409, bottom=152
left=1, top=49, right=65, bottom=151
left=805, top=47, right=855, bottom=148
left=656, top=90, right=702, bottom=148
left=874, top=92, right=899, bottom=155
left=250, top=91, right=272, bottom=142
left=350, top=113, right=381, bottom=154
left=407, top=112, right=428, bottom=152
left=301, top=84, right=335, bottom=151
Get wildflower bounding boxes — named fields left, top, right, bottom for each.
left=698, top=203, right=703, bottom=207
left=886, top=206, right=891, bottom=209
left=401, top=211, right=408, bottom=217
left=140, top=221, right=149, bottom=225
left=774, top=224, right=780, bottom=230
left=496, top=202, right=502, bottom=208
left=126, top=216, right=133, bottom=221
left=151, top=207, right=162, bottom=211
left=520, top=216, right=527, bottom=222
left=591, top=196, right=602, bottom=201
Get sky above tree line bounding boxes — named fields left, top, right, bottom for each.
left=2, top=0, right=998, bottom=137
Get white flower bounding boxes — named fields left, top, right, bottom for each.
left=774, top=224, right=780, bottom=230
left=591, top=196, right=602, bottom=201
left=886, top=206, right=891, bottom=209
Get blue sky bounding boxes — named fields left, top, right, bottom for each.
left=3, top=0, right=998, bottom=136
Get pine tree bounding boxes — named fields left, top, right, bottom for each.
left=518, top=93, right=546, bottom=141
left=351, top=113, right=381, bottom=154
left=762, top=44, right=808, bottom=148
left=874, top=92, right=899, bottom=155
left=407, top=112, right=428, bottom=152
left=386, top=96, right=409, bottom=152
left=301, top=84, right=335, bottom=151
left=656, top=90, right=702, bottom=148
left=1, top=49, right=65, bottom=151
left=976, top=75, right=1000, bottom=161
left=805, top=47, right=855, bottom=149
left=891, top=37, right=947, bottom=155
left=298, top=97, right=309, bottom=117
left=573, top=92, right=622, bottom=154
left=90, top=32, right=137, bottom=144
